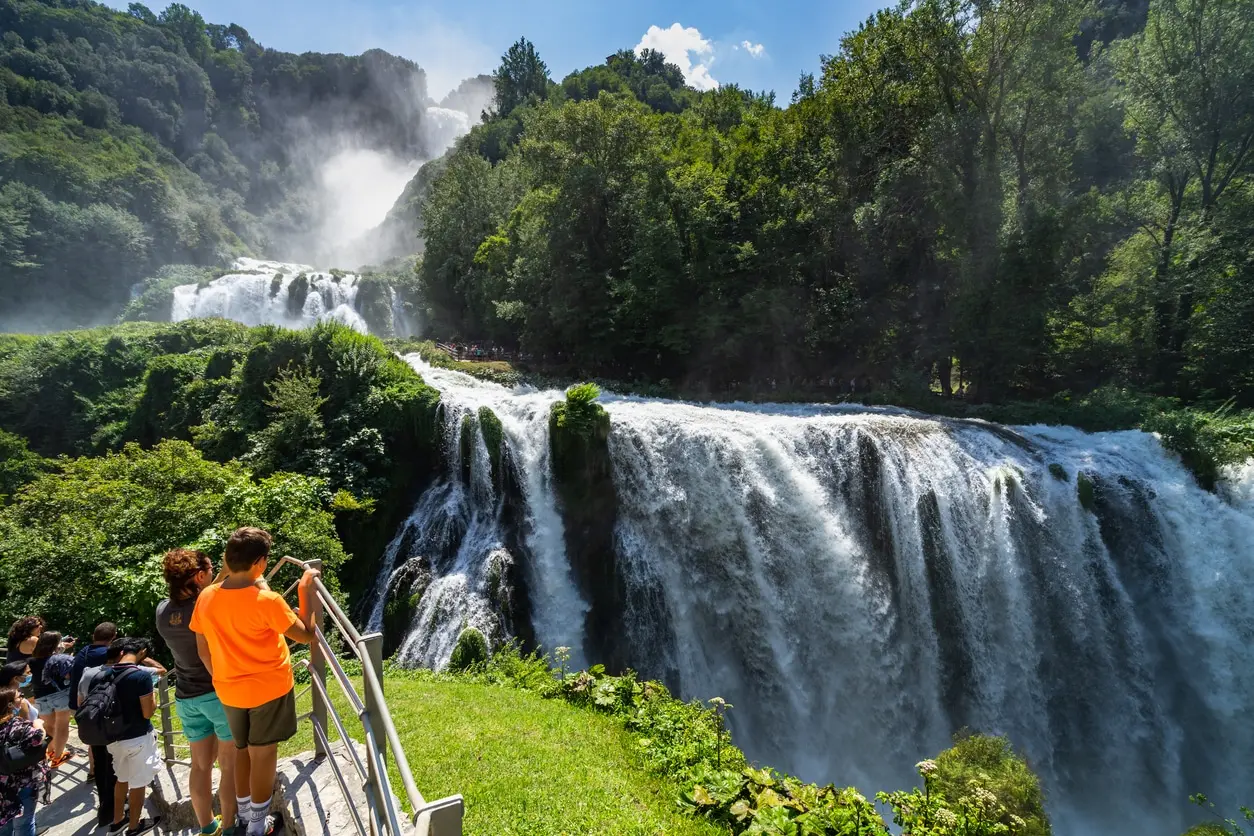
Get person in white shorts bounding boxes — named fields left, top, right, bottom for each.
left=103, top=638, right=161, bottom=836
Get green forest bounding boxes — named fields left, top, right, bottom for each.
left=418, top=0, right=1254, bottom=411
left=0, top=0, right=434, bottom=328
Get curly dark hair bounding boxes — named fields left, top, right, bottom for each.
left=164, top=548, right=213, bottom=603
left=6, top=616, right=43, bottom=654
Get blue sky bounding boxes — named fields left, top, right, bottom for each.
left=106, top=0, right=887, bottom=99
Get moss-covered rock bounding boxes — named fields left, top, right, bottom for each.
left=449, top=626, right=489, bottom=671
left=549, top=384, right=628, bottom=671
left=1048, top=463, right=1068, bottom=481
left=459, top=412, right=475, bottom=484
left=353, top=274, right=396, bottom=336
left=1078, top=472, right=1096, bottom=511
left=380, top=554, right=431, bottom=657
left=287, top=273, right=310, bottom=317
left=478, top=406, right=503, bottom=485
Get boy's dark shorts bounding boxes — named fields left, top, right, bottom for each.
left=224, top=689, right=297, bottom=748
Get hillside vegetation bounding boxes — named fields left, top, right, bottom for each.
left=417, top=0, right=1254, bottom=413
left=0, top=0, right=435, bottom=328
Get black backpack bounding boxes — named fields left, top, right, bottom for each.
left=75, top=667, right=131, bottom=747
left=0, top=715, right=45, bottom=775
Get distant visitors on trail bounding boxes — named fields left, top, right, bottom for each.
left=190, top=528, right=322, bottom=836
left=29, top=631, right=75, bottom=768
left=0, top=686, right=48, bottom=836
left=157, top=548, right=240, bottom=836
left=77, top=642, right=123, bottom=829
left=4, top=618, right=43, bottom=668
left=100, top=637, right=162, bottom=836
left=0, top=664, right=36, bottom=723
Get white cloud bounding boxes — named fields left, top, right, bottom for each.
left=741, top=41, right=766, bottom=58
left=635, top=23, right=719, bottom=91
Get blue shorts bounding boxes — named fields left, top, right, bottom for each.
left=35, top=689, right=70, bottom=715
left=175, top=692, right=233, bottom=743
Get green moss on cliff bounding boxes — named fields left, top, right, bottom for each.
left=1078, top=472, right=1096, bottom=511
left=478, top=406, right=504, bottom=484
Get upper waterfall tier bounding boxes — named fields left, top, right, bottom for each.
left=171, top=258, right=369, bottom=332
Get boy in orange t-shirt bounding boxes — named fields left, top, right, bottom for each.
left=190, top=528, right=321, bottom=836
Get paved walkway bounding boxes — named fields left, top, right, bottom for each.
left=40, top=745, right=191, bottom=836
left=38, top=731, right=384, bottom=836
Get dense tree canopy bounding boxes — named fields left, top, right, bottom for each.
left=0, top=0, right=435, bottom=328
left=418, top=0, right=1254, bottom=409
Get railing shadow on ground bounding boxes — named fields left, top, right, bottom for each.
left=152, top=556, right=464, bottom=836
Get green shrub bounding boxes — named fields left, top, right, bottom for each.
left=929, top=732, right=1050, bottom=836
left=449, top=627, right=489, bottom=671
left=0, top=429, right=48, bottom=503
left=0, top=440, right=346, bottom=639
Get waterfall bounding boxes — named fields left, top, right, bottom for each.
left=601, top=401, right=1254, bottom=836
left=372, top=371, right=1254, bottom=836
left=422, top=106, right=473, bottom=158
left=171, top=258, right=369, bottom=332
left=169, top=275, right=1254, bottom=833
left=367, top=357, right=590, bottom=669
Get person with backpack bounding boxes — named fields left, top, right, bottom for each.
left=28, top=632, right=74, bottom=768
left=69, top=623, right=118, bottom=714
left=78, top=643, right=123, bottom=829
left=157, top=548, right=239, bottom=836
left=0, top=686, right=47, bottom=836
left=91, top=638, right=161, bottom=836
left=190, top=528, right=321, bottom=836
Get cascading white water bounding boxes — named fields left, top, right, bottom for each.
left=368, top=366, right=1254, bottom=836
left=602, top=400, right=1254, bottom=836
left=170, top=258, right=369, bottom=331
left=367, top=357, right=590, bottom=669
left=170, top=274, right=1253, bottom=833
left=422, top=106, right=473, bottom=157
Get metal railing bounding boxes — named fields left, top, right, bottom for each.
left=154, top=556, right=464, bottom=836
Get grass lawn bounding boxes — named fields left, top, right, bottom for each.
left=277, top=676, right=726, bottom=836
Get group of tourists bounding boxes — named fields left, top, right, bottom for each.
left=0, top=527, right=321, bottom=836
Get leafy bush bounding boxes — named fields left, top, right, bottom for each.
left=448, top=627, right=489, bottom=671
left=1143, top=406, right=1254, bottom=491
left=1184, top=794, right=1254, bottom=836
left=927, top=733, right=1050, bottom=835
left=0, top=440, right=346, bottom=639
left=0, top=428, right=47, bottom=503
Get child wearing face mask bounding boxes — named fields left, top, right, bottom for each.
left=0, top=664, right=37, bottom=723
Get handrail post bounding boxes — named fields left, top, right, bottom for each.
left=158, top=675, right=175, bottom=763
left=362, top=632, right=386, bottom=835
left=306, top=560, right=328, bottom=761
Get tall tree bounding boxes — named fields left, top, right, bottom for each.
left=1115, top=0, right=1254, bottom=386
left=492, top=38, right=551, bottom=117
